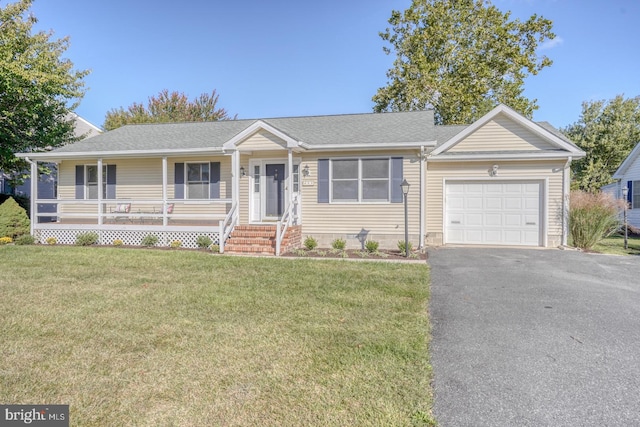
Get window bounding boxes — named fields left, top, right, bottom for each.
left=331, top=158, right=390, bottom=202
left=254, top=165, right=260, bottom=193
left=86, top=165, right=107, bottom=199
left=293, top=164, right=300, bottom=193
left=186, top=163, right=209, bottom=199
left=633, top=181, right=640, bottom=209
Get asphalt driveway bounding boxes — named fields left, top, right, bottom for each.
left=428, top=248, right=640, bottom=427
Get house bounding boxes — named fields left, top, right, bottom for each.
left=16, top=104, right=585, bottom=253
left=602, top=142, right=640, bottom=229
left=3, top=114, right=101, bottom=220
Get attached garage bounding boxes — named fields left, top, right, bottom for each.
left=445, top=180, right=543, bottom=246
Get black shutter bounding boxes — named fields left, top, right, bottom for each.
left=628, top=181, right=633, bottom=209
left=209, top=162, right=220, bottom=199
left=175, top=163, right=184, bottom=199
left=75, top=165, right=84, bottom=199
left=317, top=159, right=329, bottom=203
left=106, top=165, right=116, bottom=199
left=390, top=157, right=404, bottom=203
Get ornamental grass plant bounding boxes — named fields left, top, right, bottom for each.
left=569, top=190, right=624, bottom=250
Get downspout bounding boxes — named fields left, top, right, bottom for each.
left=24, top=157, right=37, bottom=238
left=562, top=156, right=572, bottom=247
left=419, top=146, right=425, bottom=249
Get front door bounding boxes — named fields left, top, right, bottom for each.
left=265, top=163, right=285, bottom=218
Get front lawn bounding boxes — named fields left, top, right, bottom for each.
left=0, top=246, right=433, bottom=426
left=592, top=234, right=640, bottom=256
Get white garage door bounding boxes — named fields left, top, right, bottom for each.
left=445, top=181, right=542, bottom=246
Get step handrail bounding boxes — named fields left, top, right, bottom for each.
left=275, top=196, right=298, bottom=256
left=219, top=202, right=238, bottom=253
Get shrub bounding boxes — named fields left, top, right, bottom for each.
left=398, top=240, right=414, bottom=256
left=364, top=240, right=379, bottom=253
left=209, top=244, right=220, bottom=253
left=0, top=236, right=13, bottom=245
left=112, top=239, right=124, bottom=246
left=141, top=234, right=159, bottom=247
left=46, top=237, right=57, bottom=245
left=331, top=238, right=346, bottom=250
left=14, top=234, right=35, bottom=245
left=196, top=235, right=212, bottom=249
left=75, top=232, right=99, bottom=246
left=0, top=197, right=30, bottom=239
left=570, top=190, right=623, bottom=250
left=170, top=240, right=182, bottom=248
left=0, top=193, right=30, bottom=217
left=304, top=236, right=318, bottom=250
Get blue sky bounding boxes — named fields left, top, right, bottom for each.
left=28, top=0, right=640, bottom=130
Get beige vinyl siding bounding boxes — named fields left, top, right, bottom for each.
left=237, top=129, right=288, bottom=151
left=58, top=157, right=231, bottom=219
left=426, top=160, right=565, bottom=246
left=298, top=150, right=421, bottom=245
left=450, top=115, right=557, bottom=152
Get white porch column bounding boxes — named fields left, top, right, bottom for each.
left=97, top=158, right=103, bottom=225
left=29, top=159, right=37, bottom=236
left=287, top=149, right=293, bottom=207
left=419, top=146, right=425, bottom=249
left=232, top=150, right=240, bottom=224
left=162, top=156, right=168, bottom=226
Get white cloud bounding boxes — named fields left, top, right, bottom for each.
left=539, top=36, right=564, bottom=50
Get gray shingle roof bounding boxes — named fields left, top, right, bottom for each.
left=51, top=110, right=438, bottom=154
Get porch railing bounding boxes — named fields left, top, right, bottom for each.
left=275, top=196, right=298, bottom=256
left=219, top=202, right=238, bottom=254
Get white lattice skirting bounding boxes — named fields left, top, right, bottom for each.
left=35, top=227, right=220, bottom=249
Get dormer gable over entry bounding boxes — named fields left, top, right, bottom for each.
left=223, top=120, right=306, bottom=153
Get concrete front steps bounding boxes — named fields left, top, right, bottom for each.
left=223, top=225, right=302, bottom=255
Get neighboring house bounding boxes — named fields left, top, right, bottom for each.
left=602, top=142, right=640, bottom=229
left=3, top=114, right=101, bottom=220
left=17, top=104, right=585, bottom=253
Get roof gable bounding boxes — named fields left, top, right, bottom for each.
left=613, top=142, right=640, bottom=179
left=223, top=120, right=301, bottom=151
left=430, top=104, right=585, bottom=158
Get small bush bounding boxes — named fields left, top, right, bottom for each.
left=570, top=190, right=623, bottom=250
left=209, top=244, right=220, bottom=253
left=364, top=240, right=379, bottom=253
left=141, top=234, right=159, bottom=247
left=14, top=234, right=35, bottom=245
left=0, top=193, right=30, bottom=217
left=196, top=235, right=212, bottom=249
left=46, top=237, right=57, bottom=245
left=112, top=239, right=124, bottom=246
left=0, top=197, right=30, bottom=239
left=304, top=236, right=318, bottom=250
left=398, top=240, right=413, bottom=256
left=331, top=238, right=346, bottom=250
left=75, top=232, right=99, bottom=246
left=170, top=240, right=182, bottom=248
left=0, top=236, right=13, bottom=245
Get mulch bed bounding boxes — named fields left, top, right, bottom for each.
left=282, top=248, right=427, bottom=261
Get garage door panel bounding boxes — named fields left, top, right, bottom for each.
left=446, top=181, right=542, bottom=246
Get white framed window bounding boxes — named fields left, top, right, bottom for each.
left=253, top=165, right=260, bottom=193
left=85, top=165, right=107, bottom=199
left=186, top=163, right=209, bottom=199
left=633, top=181, right=640, bottom=209
left=293, top=163, right=300, bottom=193
left=331, top=158, right=390, bottom=202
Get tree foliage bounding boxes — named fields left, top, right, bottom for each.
left=103, top=89, right=235, bottom=131
left=373, top=0, right=555, bottom=125
left=0, top=196, right=30, bottom=239
left=563, top=95, right=640, bottom=192
left=0, top=0, right=88, bottom=176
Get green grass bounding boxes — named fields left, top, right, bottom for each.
left=0, top=246, right=434, bottom=426
left=592, top=234, right=640, bottom=256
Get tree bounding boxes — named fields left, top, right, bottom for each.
left=0, top=196, right=30, bottom=239
left=373, top=0, right=555, bottom=125
left=563, top=95, right=640, bottom=192
left=103, top=89, right=235, bottom=131
left=0, top=0, right=88, bottom=178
